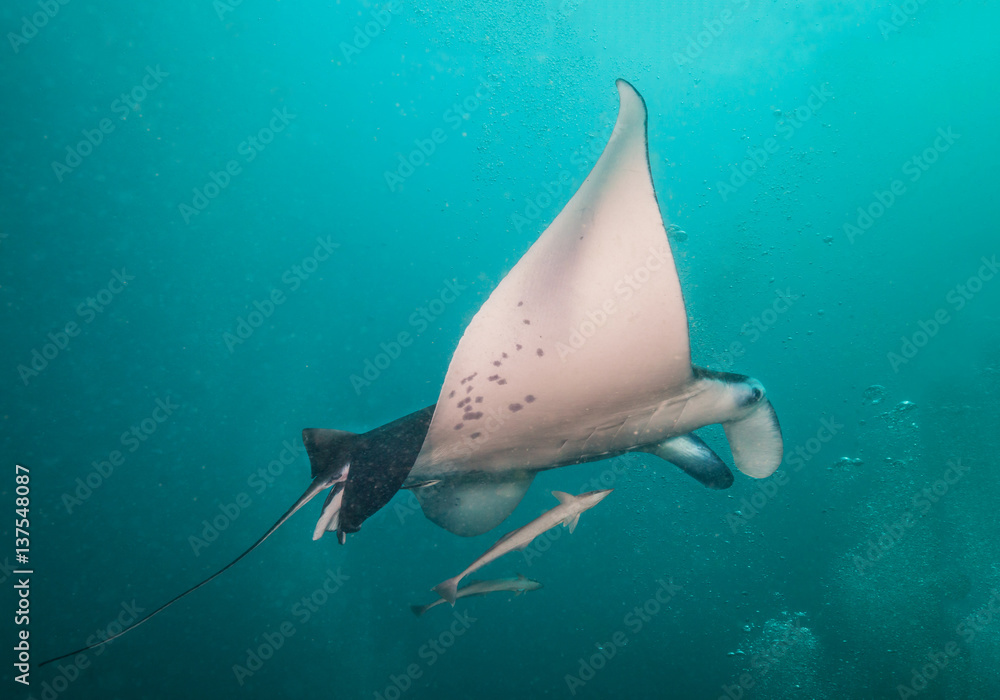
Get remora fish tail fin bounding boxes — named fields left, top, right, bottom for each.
left=39, top=474, right=335, bottom=667
left=303, top=428, right=356, bottom=478
left=433, top=578, right=461, bottom=606
left=411, top=604, right=429, bottom=617
left=723, top=397, right=783, bottom=478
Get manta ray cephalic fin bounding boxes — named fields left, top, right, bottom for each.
left=639, top=433, right=735, bottom=489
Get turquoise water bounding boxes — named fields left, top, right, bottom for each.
left=3, top=1, right=999, bottom=698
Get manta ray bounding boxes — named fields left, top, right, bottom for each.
left=305, top=79, right=783, bottom=541
left=42, top=79, right=782, bottom=665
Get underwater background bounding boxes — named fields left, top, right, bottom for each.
left=2, top=0, right=999, bottom=698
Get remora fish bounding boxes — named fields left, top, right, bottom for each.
left=42, top=78, right=783, bottom=665
left=432, top=490, right=612, bottom=605
left=410, top=574, right=542, bottom=617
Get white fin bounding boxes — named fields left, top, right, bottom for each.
left=312, top=482, right=344, bottom=541
left=551, top=490, right=575, bottom=505
left=723, top=398, right=783, bottom=478
left=433, top=578, right=460, bottom=606
left=563, top=513, right=581, bottom=534
left=414, top=80, right=691, bottom=474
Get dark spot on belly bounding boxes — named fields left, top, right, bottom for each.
left=458, top=397, right=470, bottom=407
left=497, top=379, right=507, bottom=385
left=517, top=301, right=523, bottom=307
left=488, top=374, right=499, bottom=381
left=516, top=344, right=523, bottom=351
left=454, top=423, right=464, bottom=430
left=464, top=411, right=483, bottom=420
left=470, top=432, right=481, bottom=439
left=509, top=403, right=523, bottom=412
left=502, top=352, right=508, bottom=359
left=493, top=360, right=501, bottom=367
left=466, top=386, right=473, bottom=393
left=448, top=390, right=455, bottom=398
left=536, top=348, right=544, bottom=357
left=475, top=396, right=483, bottom=403
left=525, top=395, right=535, bottom=403
left=523, top=319, right=531, bottom=325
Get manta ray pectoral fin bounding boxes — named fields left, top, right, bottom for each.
left=412, top=79, right=694, bottom=479
left=722, top=397, right=783, bottom=478
left=416, top=471, right=536, bottom=537
left=638, top=433, right=734, bottom=489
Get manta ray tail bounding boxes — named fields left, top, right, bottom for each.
left=39, top=471, right=339, bottom=667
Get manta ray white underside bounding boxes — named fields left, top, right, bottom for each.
left=398, top=80, right=783, bottom=537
